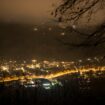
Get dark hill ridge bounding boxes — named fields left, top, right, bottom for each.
left=0, top=23, right=104, bottom=60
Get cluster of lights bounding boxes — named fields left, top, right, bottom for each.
left=0, top=57, right=104, bottom=83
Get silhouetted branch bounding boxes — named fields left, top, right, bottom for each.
left=52, top=0, right=105, bottom=47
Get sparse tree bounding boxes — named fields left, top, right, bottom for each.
left=52, top=0, right=105, bottom=47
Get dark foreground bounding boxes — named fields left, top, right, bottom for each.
left=0, top=72, right=105, bottom=105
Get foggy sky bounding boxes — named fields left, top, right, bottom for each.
left=0, top=0, right=58, bottom=24
left=0, top=0, right=105, bottom=26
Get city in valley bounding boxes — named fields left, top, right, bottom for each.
left=0, top=57, right=105, bottom=88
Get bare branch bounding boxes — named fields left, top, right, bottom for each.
left=52, top=0, right=105, bottom=47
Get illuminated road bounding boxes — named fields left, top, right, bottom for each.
left=0, top=66, right=105, bottom=82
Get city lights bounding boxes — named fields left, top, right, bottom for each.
left=61, top=32, right=65, bottom=36
left=33, top=28, right=38, bottom=31
left=0, top=57, right=104, bottom=83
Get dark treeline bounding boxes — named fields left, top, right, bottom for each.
left=0, top=71, right=105, bottom=105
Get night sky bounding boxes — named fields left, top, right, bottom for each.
left=0, top=0, right=105, bottom=60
